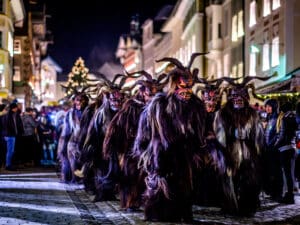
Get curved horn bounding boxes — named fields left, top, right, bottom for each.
left=157, top=73, right=167, bottom=82
left=125, top=70, right=152, bottom=81
left=187, top=52, right=209, bottom=69
left=156, top=57, right=185, bottom=70
left=112, top=73, right=126, bottom=85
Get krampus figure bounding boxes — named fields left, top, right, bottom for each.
left=193, top=78, right=229, bottom=207
left=103, top=71, right=167, bottom=211
left=57, top=92, right=89, bottom=183
left=133, top=53, right=208, bottom=222
left=80, top=73, right=128, bottom=201
left=75, top=94, right=103, bottom=193
left=213, top=76, right=269, bottom=216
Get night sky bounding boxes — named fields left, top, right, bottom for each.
left=44, top=0, right=177, bottom=73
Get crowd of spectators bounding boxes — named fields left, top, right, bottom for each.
left=0, top=100, right=70, bottom=171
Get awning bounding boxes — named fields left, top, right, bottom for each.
left=256, top=74, right=300, bottom=95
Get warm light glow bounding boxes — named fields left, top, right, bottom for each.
left=8, top=32, right=14, bottom=57
left=237, top=11, right=244, bottom=38
left=238, top=62, right=243, bottom=77
left=231, top=15, right=238, bottom=42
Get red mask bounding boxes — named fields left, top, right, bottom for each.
left=175, top=75, right=193, bottom=101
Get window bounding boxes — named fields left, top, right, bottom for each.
left=249, top=53, right=256, bottom=75
left=188, top=40, right=192, bottom=58
left=192, top=35, right=196, bottom=53
left=272, top=0, right=280, bottom=10
left=8, top=32, right=13, bottom=57
left=263, top=0, right=271, bottom=17
left=14, top=40, right=21, bottom=54
left=232, top=15, right=238, bottom=42
left=223, top=54, right=230, bottom=76
left=238, top=62, right=243, bottom=77
left=262, top=44, right=270, bottom=71
left=271, top=36, right=279, bottom=67
left=13, top=66, right=21, bottom=81
left=218, top=23, right=222, bottom=38
left=249, top=1, right=257, bottom=27
left=232, top=65, right=237, bottom=78
left=237, top=11, right=244, bottom=38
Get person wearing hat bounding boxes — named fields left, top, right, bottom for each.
left=1, top=102, right=24, bottom=170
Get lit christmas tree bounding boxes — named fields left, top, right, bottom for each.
left=62, top=57, right=90, bottom=97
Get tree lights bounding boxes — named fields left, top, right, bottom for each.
left=63, top=57, right=90, bottom=97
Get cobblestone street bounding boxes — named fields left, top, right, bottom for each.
left=0, top=167, right=299, bottom=225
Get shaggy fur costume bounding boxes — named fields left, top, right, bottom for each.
left=77, top=102, right=99, bottom=192
left=214, top=101, right=264, bottom=216
left=81, top=99, right=119, bottom=201
left=134, top=93, right=207, bottom=222
left=103, top=98, right=146, bottom=210
left=57, top=107, right=84, bottom=183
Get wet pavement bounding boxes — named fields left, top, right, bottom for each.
left=0, top=167, right=299, bottom=225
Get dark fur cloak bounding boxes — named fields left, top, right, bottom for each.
left=57, top=107, right=83, bottom=182
left=214, top=101, right=265, bottom=215
left=103, top=98, right=146, bottom=210
left=81, top=100, right=118, bottom=200
left=133, top=93, right=207, bottom=222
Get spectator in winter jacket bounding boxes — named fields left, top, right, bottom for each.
left=1, top=103, right=24, bottom=170
left=274, top=101, right=297, bottom=204
left=21, top=107, right=38, bottom=166
left=262, top=99, right=283, bottom=201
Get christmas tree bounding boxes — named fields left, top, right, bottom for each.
left=63, top=57, right=90, bottom=97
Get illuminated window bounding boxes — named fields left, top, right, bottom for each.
left=188, top=40, right=192, bottom=59
left=238, top=62, right=243, bottom=77
left=272, top=0, right=280, bottom=10
left=271, top=36, right=279, bottom=67
left=232, top=65, right=237, bottom=77
left=13, top=66, right=21, bottom=81
left=249, top=1, right=257, bottom=27
left=237, top=11, right=244, bottom=37
left=0, top=64, right=4, bottom=87
left=223, top=54, right=230, bottom=76
left=192, top=35, right=196, bottom=53
left=249, top=53, right=256, bottom=75
left=231, top=15, right=238, bottom=41
left=263, top=0, right=271, bottom=17
left=8, top=32, right=13, bottom=57
left=262, top=44, right=270, bottom=71
left=14, top=40, right=21, bottom=54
